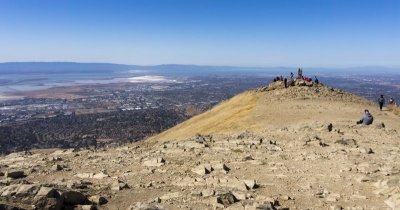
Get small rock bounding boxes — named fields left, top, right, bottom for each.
left=5, top=170, right=25, bottom=179
left=217, top=192, right=238, bottom=207
left=359, top=147, right=374, bottom=154
left=385, top=193, right=400, bottom=209
left=228, top=179, right=248, bottom=191
left=128, top=202, right=162, bottom=210
left=154, top=197, right=161, bottom=203
left=34, top=186, right=59, bottom=200
left=160, top=192, right=180, bottom=200
left=75, top=173, right=94, bottom=179
left=330, top=205, right=343, bottom=210
left=326, top=193, right=340, bottom=202
left=327, top=123, right=333, bottom=132
left=111, top=180, right=129, bottom=191
left=356, top=176, right=371, bottom=183
left=74, top=205, right=97, bottom=210
left=242, top=155, right=254, bottom=161
left=93, top=172, right=109, bottom=179
left=201, top=189, right=215, bottom=197
left=143, top=157, right=166, bottom=167
left=255, top=202, right=278, bottom=210
left=0, top=171, right=4, bottom=176
left=376, top=122, right=385, bottom=129
left=244, top=180, right=258, bottom=190
left=232, top=191, right=246, bottom=200
left=68, top=180, right=91, bottom=189
left=213, top=163, right=230, bottom=173
left=52, top=164, right=63, bottom=171
left=51, top=156, right=63, bottom=161
left=192, top=164, right=213, bottom=176
left=335, top=138, right=357, bottom=147
left=279, top=195, right=292, bottom=201
left=15, top=184, right=40, bottom=197
left=191, top=191, right=202, bottom=197
left=89, top=195, right=108, bottom=205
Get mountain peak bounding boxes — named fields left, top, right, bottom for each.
left=150, top=81, right=378, bottom=141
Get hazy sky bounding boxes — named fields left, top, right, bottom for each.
left=0, top=0, right=399, bottom=67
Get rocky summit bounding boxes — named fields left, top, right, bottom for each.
left=1, top=82, right=400, bottom=210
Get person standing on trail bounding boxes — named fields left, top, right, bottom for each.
left=378, top=95, right=385, bottom=111
left=357, top=110, right=374, bottom=125
left=284, top=78, right=288, bottom=88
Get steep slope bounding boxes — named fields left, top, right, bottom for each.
left=1, top=81, right=400, bottom=210
left=152, top=82, right=397, bottom=141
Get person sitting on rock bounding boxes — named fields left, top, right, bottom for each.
left=356, top=110, right=374, bottom=125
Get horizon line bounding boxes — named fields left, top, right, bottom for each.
left=0, top=61, right=399, bottom=70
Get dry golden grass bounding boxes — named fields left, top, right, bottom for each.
left=150, top=91, right=258, bottom=140
left=388, top=105, right=400, bottom=116
left=150, top=85, right=400, bottom=142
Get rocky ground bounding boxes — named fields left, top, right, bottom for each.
left=1, top=81, right=399, bottom=210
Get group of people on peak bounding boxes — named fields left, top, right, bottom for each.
left=271, top=68, right=397, bottom=126
left=273, top=68, right=319, bottom=88
left=296, top=68, right=319, bottom=84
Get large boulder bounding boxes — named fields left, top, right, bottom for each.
left=61, top=191, right=89, bottom=205
left=33, top=187, right=63, bottom=210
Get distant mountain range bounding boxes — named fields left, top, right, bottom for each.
left=0, top=62, right=398, bottom=75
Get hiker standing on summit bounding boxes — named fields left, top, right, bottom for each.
left=297, top=68, right=303, bottom=79
left=378, top=95, right=385, bottom=111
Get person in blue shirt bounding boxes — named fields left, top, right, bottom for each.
left=313, top=76, right=319, bottom=84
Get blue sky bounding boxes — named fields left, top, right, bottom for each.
left=0, top=0, right=399, bottom=67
